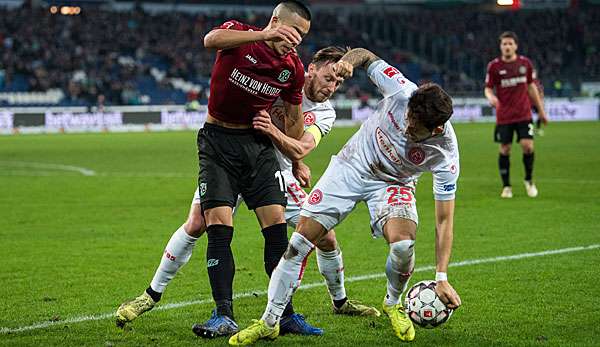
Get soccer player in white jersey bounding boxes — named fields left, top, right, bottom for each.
left=116, top=47, right=379, bottom=337
left=230, top=47, right=462, bottom=345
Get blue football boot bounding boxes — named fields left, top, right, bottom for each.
left=279, top=313, right=324, bottom=336
left=192, top=309, right=239, bottom=338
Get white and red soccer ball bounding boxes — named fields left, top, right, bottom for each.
left=404, top=280, right=453, bottom=328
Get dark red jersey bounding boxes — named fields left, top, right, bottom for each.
left=485, top=55, right=534, bottom=125
left=207, top=20, right=305, bottom=125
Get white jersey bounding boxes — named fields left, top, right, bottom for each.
left=338, top=60, right=460, bottom=201
left=271, top=93, right=336, bottom=172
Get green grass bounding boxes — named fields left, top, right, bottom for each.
left=1, top=122, right=599, bottom=346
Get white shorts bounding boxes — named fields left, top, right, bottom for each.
left=300, top=156, right=418, bottom=238
left=192, top=169, right=306, bottom=228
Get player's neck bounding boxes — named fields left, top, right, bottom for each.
left=501, top=54, right=517, bottom=63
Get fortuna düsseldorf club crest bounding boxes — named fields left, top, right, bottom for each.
left=408, top=147, right=426, bottom=165
left=304, top=112, right=316, bottom=126
left=308, top=189, right=323, bottom=205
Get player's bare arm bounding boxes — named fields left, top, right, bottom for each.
left=527, top=83, right=548, bottom=124
left=204, top=25, right=301, bottom=50
left=434, top=199, right=461, bottom=309
left=284, top=101, right=304, bottom=140
left=484, top=87, right=499, bottom=108
left=333, top=47, right=381, bottom=78
left=253, top=110, right=316, bottom=161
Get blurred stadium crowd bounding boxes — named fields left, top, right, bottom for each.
left=0, top=3, right=598, bottom=106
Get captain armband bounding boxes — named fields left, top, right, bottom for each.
left=305, top=125, right=323, bottom=147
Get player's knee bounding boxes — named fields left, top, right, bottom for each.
left=389, top=239, right=415, bottom=260
left=316, top=230, right=337, bottom=252
left=183, top=205, right=206, bottom=237
left=284, top=232, right=315, bottom=260
left=499, top=145, right=511, bottom=155
left=184, top=216, right=206, bottom=238
left=522, top=143, right=534, bottom=154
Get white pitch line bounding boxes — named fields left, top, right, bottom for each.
left=1, top=243, right=598, bottom=334
left=0, top=161, right=96, bottom=176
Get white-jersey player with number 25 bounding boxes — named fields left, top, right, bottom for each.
left=230, top=47, right=462, bottom=345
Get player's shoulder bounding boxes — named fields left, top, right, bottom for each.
left=222, top=19, right=262, bottom=32
left=437, top=122, right=460, bottom=155
left=487, top=57, right=501, bottom=69
left=303, top=97, right=336, bottom=119
left=517, top=55, right=534, bottom=65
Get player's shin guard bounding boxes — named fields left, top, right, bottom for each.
left=384, top=240, right=415, bottom=306
left=148, top=225, right=198, bottom=301
left=261, top=223, right=295, bottom=317
left=523, top=152, right=534, bottom=181
left=206, top=224, right=235, bottom=319
left=316, top=248, right=346, bottom=303
left=499, top=154, right=511, bottom=187
left=262, top=232, right=314, bottom=328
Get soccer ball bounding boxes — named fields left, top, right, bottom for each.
left=404, top=280, right=453, bottom=328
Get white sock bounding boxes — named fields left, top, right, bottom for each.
left=384, top=240, right=415, bottom=306
left=317, top=248, right=346, bottom=301
left=262, top=232, right=314, bottom=327
left=149, top=225, right=198, bottom=293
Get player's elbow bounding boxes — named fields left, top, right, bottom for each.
left=203, top=31, right=219, bottom=49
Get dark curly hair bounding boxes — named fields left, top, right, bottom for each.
left=407, top=83, right=453, bottom=131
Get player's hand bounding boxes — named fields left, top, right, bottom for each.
left=261, top=25, right=301, bottom=46
left=332, top=60, right=353, bottom=79
left=293, top=161, right=311, bottom=188
left=540, top=113, right=549, bottom=125
left=435, top=281, right=461, bottom=310
left=253, top=110, right=275, bottom=136
left=488, top=95, right=499, bottom=108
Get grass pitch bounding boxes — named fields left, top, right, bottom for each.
left=1, top=122, right=599, bottom=346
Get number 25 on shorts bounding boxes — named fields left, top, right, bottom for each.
left=387, top=186, right=413, bottom=205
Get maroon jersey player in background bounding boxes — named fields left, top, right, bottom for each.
left=192, top=0, right=317, bottom=338
left=484, top=31, right=548, bottom=199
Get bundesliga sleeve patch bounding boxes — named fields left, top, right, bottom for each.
left=383, top=66, right=400, bottom=78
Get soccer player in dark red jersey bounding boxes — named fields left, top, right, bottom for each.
left=198, top=0, right=312, bottom=337
left=484, top=31, right=548, bottom=198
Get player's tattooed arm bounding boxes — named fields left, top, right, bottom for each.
left=284, top=101, right=304, bottom=140
left=253, top=110, right=316, bottom=161
left=332, top=48, right=380, bottom=79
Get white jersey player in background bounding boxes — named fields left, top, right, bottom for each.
left=230, top=47, right=462, bottom=345
left=116, top=47, right=379, bottom=336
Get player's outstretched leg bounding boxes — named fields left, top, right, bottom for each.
left=382, top=218, right=416, bottom=342
left=257, top=206, right=323, bottom=336
left=316, top=230, right=380, bottom=317
left=229, top=227, right=319, bottom=346
left=116, top=206, right=203, bottom=328
left=116, top=226, right=200, bottom=327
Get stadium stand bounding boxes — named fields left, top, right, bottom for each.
left=0, top=2, right=598, bottom=106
